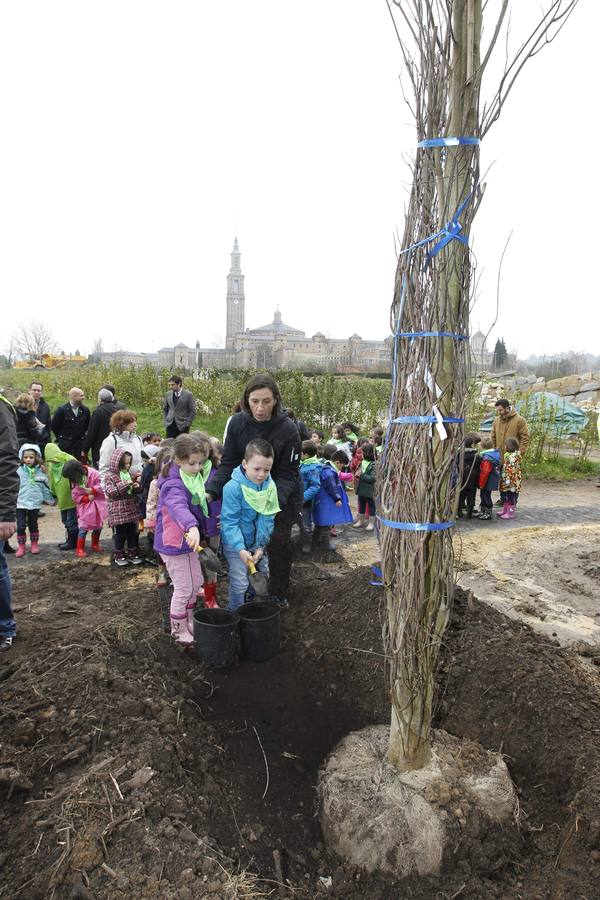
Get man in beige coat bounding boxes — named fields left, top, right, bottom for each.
left=491, top=399, right=530, bottom=455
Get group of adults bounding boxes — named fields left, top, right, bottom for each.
left=14, top=374, right=198, bottom=464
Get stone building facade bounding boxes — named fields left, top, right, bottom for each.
left=103, top=239, right=392, bottom=372
left=100, top=243, right=517, bottom=376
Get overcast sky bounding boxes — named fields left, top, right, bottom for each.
left=0, top=2, right=596, bottom=361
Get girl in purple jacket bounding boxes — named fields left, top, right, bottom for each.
left=154, top=434, right=209, bottom=644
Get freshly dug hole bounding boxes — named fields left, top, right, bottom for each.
left=318, top=725, right=516, bottom=879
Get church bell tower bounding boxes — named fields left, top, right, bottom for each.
left=225, top=237, right=245, bottom=349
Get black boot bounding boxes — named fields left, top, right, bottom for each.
left=58, top=531, right=78, bottom=551
left=318, top=526, right=336, bottom=552
left=479, top=509, right=492, bottom=521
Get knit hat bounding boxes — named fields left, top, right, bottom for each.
left=98, top=388, right=114, bottom=402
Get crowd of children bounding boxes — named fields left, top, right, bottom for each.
left=10, top=404, right=525, bottom=647
left=456, top=432, right=523, bottom=521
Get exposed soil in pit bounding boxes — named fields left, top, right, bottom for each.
left=1, top=528, right=600, bottom=898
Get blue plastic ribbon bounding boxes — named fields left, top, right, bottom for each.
left=417, top=137, right=480, bottom=148
left=377, top=517, right=455, bottom=532
left=389, top=416, right=464, bottom=424
left=427, top=219, right=468, bottom=260
left=426, top=190, right=475, bottom=263
left=396, top=189, right=476, bottom=268
left=394, top=331, right=469, bottom=340
left=369, top=565, right=384, bottom=587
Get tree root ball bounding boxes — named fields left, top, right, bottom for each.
left=318, top=726, right=517, bottom=879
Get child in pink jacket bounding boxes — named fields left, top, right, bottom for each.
left=62, top=460, right=108, bottom=558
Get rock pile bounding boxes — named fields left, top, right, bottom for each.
left=476, top=372, right=600, bottom=410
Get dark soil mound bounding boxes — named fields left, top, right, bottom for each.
left=1, top=558, right=599, bottom=899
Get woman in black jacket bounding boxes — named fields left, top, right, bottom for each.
left=207, top=375, right=302, bottom=610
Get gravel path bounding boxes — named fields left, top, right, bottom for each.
left=6, top=478, right=597, bottom=573
left=455, top=477, right=599, bottom=531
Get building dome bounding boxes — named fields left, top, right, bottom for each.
left=247, top=308, right=305, bottom=337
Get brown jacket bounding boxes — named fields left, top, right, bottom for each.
left=491, top=410, right=530, bottom=455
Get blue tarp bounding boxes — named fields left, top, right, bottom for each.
left=480, top=391, right=588, bottom=436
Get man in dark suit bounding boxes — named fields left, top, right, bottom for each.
left=163, top=375, right=196, bottom=438
left=51, top=387, right=91, bottom=461
left=29, top=380, right=52, bottom=451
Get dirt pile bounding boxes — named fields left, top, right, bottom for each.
left=1, top=555, right=599, bottom=898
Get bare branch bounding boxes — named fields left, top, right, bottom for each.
left=481, top=0, right=579, bottom=136
left=13, top=322, right=58, bottom=362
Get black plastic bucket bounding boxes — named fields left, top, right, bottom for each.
left=238, top=600, right=281, bottom=662
left=193, top=608, right=238, bottom=669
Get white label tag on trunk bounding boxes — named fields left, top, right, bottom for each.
left=432, top=405, right=447, bottom=441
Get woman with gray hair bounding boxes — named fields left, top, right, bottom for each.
left=83, top=388, right=119, bottom=468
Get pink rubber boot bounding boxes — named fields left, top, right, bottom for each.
left=170, top=615, right=194, bottom=645
left=30, top=532, right=40, bottom=554
left=505, top=505, right=516, bottom=520
left=497, top=502, right=510, bottom=518
left=186, top=602, right=197, bottom=637
left=15, top=536, right=26, bottom=558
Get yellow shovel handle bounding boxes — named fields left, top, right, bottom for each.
left=184, top=531, right=204, bottom=553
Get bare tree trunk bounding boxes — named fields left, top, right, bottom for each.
left=382, top=0, right=578, bottom=772
left=382, top=1, right=481, bottom=772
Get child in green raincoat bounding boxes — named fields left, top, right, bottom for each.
left=44, top=442, right=78, bottom=551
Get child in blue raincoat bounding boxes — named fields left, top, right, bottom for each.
left=16, top=443, right=55, bottom=557
left=299, top=440, right=322, bottom=553
left=312, top=446, right=353, bottom=550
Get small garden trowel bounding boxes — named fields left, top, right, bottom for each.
left=184, top=534, right=224, bottom=574
left=246, top=559, right=269, bottom=596
left=198, top=545, right=224, bottom=575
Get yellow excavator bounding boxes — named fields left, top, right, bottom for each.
left=14, top=353, right=87, bottom=370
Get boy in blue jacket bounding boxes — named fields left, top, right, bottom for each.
left=220, top=438, right=280, bottom=611
left=299, top=440, right=322, bottom=553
